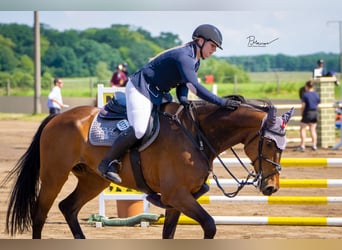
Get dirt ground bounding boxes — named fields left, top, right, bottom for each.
left=0, top=119, right=341, bottom=239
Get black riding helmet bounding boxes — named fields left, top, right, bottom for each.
left=192, top=24, right=223, bottom=50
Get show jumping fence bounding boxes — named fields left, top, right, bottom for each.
left=207, top=178, right=342, bottom=188
left=98, top=157, right=342, bottom=226
left=213, top=157, right=342, bottom=167
left=98, top=176, right=342, bottom=217
left=155, top=215, right=342, bottom=226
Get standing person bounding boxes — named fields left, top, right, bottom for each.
left=313, top=59, right=325, bottom=79
left=98, top=24, right=241, bottom=183
left=110, top=64, right=127, bottom=87
left=122, top=62, right=129, bottom=86
left=296, top=80, right=320, bottom=152
left=47, top=78, right=69, bottom=115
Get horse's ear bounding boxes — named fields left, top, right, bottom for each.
left=266, top=105, right=277, bottom=127
left=282, top=107, right=295, bottom=125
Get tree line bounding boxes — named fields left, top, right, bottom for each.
left=0, top=23, right=185, bottom=88
left=0, top=22, right=339, bottom=89
left=224, top=53, right=340, bottom=73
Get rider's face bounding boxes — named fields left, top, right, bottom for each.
left=198, top=39, right=217, bottom=58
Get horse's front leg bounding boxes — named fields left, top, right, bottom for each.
left=162, top=208, right=181, bottom=239
left=183, top=199, right=216, bottom=239
left=166, top=192, right=216, bottom=239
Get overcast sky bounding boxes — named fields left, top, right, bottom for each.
left=1, top=1, right=342, bottom=57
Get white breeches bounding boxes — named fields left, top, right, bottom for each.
left=125, top=80, right=153, bottom=139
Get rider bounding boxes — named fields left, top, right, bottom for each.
left=98, top=24, right=241, bottom=183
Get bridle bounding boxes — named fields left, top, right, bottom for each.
left=243, top=121, right=284, bottom=189
left=212, top=118, right=285, bottom=198
left=159, top=103, right=286, bottom=198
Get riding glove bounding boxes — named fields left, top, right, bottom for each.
left=224, top=99, right=241, bottom=110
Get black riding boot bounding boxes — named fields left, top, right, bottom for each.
left=98, top=126, right=138, bottom=183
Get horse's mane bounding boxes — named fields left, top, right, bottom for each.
left=191, top=95, right=273, bottom=113
left=240, top=98, right=273, bottom=113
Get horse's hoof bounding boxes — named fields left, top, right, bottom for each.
left=146, top=194, right=173, bottom=209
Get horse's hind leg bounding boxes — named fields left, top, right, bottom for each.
left=162, top=208, right=181, bottom=239
left=59, top=165, right=108, bottom=239
left=32, top=171, right=70, bottom=239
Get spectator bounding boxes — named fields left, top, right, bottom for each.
left=313, top=59, right=325, bottom=79
left=333, top=108, right=342, bottom=150
left=122, top=62, right=129, bottom=86
left=110, top=64, right=127, bottom=87
left=47, top=78, right=69, bottom=115
left=312, top=59, right=340, bottom=86
left=295, top=80, right=320, bottom=152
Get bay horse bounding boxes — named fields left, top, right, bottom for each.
left=3, top=97, right=293, bottom=239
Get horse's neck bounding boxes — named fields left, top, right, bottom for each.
left=160, top=102, right=265, bottom=154
left=197, top=105, right=264, bottom=154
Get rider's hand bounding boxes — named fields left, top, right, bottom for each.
left=224, top=99, right=241, bottom=111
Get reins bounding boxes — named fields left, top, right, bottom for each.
left=159, top=102, right=264, bottom=198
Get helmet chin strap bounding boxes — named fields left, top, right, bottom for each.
left=196, top=40, right=207, bottom=60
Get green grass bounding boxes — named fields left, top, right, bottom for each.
left=0, top=77, right=99, bottom=97
left=205, top=82, right=305, bottom=100
left=1, top=72, right=341, bottom=100
left=249, top=71, right=312, bottom=83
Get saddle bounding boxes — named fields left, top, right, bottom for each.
left=89, top=98, right=159, bottom=151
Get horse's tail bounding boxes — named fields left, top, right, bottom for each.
left=2, top=114, right=57, bottom=236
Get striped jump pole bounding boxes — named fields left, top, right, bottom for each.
left=213, top=158, right=342, bottom=167
left=197, top=195, right=342, bottom=205
left=208, top=179, right=342, bottom=188
left=155, top=215, right=342, bottom=226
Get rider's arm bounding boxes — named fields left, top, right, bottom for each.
left=177, top=56, right=225, bottom=107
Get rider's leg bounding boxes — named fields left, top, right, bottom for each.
left=98, top=80, right=152, bottom=183
left=126, top=80, right=153, bottom=139
left=98, top=126, right=138, bottom=183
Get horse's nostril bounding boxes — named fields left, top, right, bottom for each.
left=262, top=186, right=277, bottom=196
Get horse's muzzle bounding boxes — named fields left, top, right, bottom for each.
left=262, top=185, right=278, bottom=196
left=260, top=175, right=279, bottom=196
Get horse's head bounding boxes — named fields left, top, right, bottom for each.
left=244, top=106, right=294, bottom=196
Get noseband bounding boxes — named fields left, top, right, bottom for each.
left=245, top=122, right=284, bottom=188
